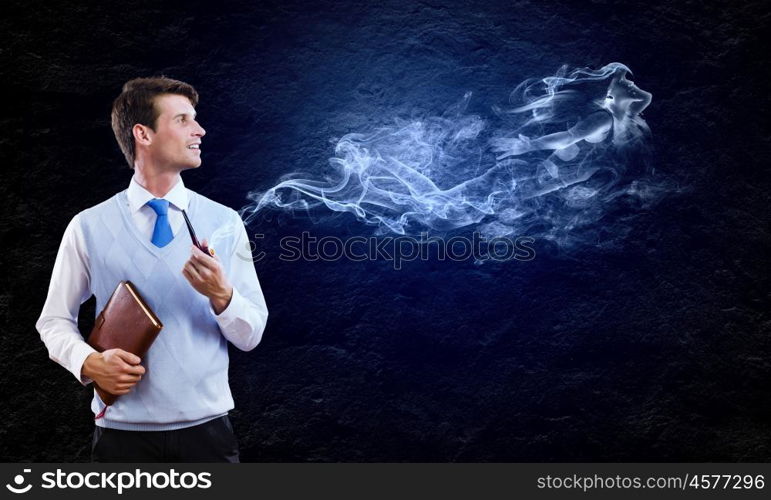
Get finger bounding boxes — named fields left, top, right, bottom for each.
left=190, top=259, right=215, bottom=280
left=119, top=373, right=141, bottom=382
left=124, top=364, right=146, bottom=376
left=192, top=262, right=211, bottom=280
left=191, top=247, right=217, bottom=268
left=201, top=238, right=217, bottom=258
left=202, top=238, right=220, bottom=261
left=115, top=349, right=141, bottom=365
left=192, top=244, right=214, bottom=260
left=183, top=262, right=203, bottom=282
left=182, top=266, right=198, bottom=287
left=185, top=258, right=201, bottom=274
left=187, top=253, right=211, bottom=273
left=190, top=255, right=211, bottom=274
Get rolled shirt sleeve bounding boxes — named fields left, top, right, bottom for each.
left=211, top=214, right=268, bottom=351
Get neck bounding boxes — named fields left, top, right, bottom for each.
left=132, top=165, right=182, bottom=198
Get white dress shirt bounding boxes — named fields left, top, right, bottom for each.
left=36, top=176, right=268, bottom=385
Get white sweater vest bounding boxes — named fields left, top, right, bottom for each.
left=79, top=189, right=241, bottom=430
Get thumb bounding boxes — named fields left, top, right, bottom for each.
left=115, top=349, right=141, bottom=365
left=202, top=238, right=217, bottom=258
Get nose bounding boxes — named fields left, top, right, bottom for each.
left=193, top=120, right=206, bottom=137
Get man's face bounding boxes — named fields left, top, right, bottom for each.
left=146, top=93, right=206, bottom=171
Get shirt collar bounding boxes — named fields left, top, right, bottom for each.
left=127, top=176, right=189, bottom=213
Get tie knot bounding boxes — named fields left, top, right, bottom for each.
left=147, top=198, right=169, bottom=216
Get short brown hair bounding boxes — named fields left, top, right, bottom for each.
left=111, top=76, right=199, bottom=168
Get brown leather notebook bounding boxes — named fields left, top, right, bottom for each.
left=87, top=280, right=163, bottom=406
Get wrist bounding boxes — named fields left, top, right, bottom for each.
left=81, top=352, right=102, bottom=380
left=210, top=286, right=233, bottom=315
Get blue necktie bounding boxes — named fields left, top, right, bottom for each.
left=146, top=199, right=173, bottom=248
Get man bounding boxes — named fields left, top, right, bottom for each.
left=36, top=76, right=268, bottom=462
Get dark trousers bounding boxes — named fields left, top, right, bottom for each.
left=91, top=415, right=239, bottom=463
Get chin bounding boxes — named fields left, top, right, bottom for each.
left=181, top=161, right=202, bottom=170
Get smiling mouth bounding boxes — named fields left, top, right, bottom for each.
left=187, top=144, right=201, bottom=152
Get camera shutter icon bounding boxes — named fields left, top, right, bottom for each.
left=5, top=469, right=32, bottom=494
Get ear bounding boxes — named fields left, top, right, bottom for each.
left=132, top=123, right=153, bottom=146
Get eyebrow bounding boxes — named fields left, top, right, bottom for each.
left=173, top=112, right=196, bottom=119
